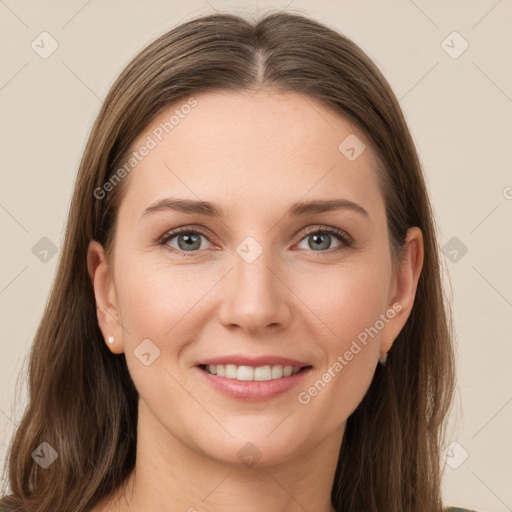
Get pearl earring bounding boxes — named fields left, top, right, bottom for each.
left=108, top=336, right=115, bottom=345
left=379, top=335, right=393, bottom=366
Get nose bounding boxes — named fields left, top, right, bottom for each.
left=217, top=248, right=292, bottom=336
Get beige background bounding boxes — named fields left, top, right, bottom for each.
left=1, top=1, right=511, bottom=510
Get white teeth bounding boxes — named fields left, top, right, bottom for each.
left=237, top=365, right=254, bottom=381
left=204, top=363, right=305, bottom=381
left=271, top=365, right=282, bottom=379
left=225, top=364, right=238, bottom=379
left=253, top=365, right=272, bottom=381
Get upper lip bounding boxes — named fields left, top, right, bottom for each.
left=197, top=355, right=311, bottom=367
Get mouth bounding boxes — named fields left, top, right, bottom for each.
left=199, top=363, right=312, bottom=381
left=196, top=362, right=313, bottom=401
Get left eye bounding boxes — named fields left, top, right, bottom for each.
left=296, top=228, right=349, bottom=252
left=159, top=226, right=351, bottom=256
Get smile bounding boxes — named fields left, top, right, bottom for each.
left=202, top=364, right=307, bottom=381
left=197, top=363, right=313, bottom=401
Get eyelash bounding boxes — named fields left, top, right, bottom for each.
left=157, top=225, right=353, bottom=257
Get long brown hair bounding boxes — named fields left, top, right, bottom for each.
left=1, top=10, right=456, bottom=512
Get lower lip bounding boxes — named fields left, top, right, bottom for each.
left=196, top=366, right=312, bottom=401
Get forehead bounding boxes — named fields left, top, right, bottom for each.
left=117, top=89, right=384, bottom=223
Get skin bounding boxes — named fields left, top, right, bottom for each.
left=87, top=88, right=423, bottom=512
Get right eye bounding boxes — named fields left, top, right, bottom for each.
left=159, top=227, right=214, bottom=256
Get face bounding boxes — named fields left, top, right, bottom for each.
left=89, top=88, right=421, bottom=468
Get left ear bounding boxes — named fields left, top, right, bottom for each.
left=380, top=227, right=424, bottom=356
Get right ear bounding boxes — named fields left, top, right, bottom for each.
left=87, top=240, right=124, bottom=354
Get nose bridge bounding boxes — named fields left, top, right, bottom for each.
left=218, top=236, right=290, bottom=333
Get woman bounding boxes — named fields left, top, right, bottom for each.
left=0, top=10, right=478, bottom=512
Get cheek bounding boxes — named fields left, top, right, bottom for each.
left=114, top=254, right=203, bottom=333
left=291, top=261, right=389, bottom=421
left=113, top=256, right=207, bottom=403
left=290, top=258, right=390, bottom=342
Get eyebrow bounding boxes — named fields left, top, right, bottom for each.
left=140, top=197, right=369, bottom=220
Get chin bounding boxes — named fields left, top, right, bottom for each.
left=193, top=427, right=314, bottom=469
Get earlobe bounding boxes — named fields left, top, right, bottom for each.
left=87, top=240, right=123, bottom=353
